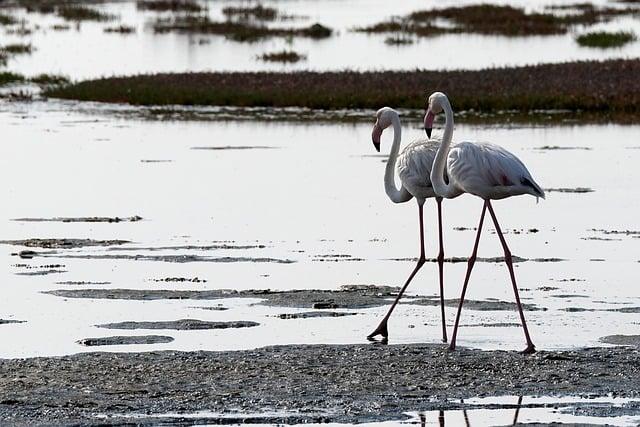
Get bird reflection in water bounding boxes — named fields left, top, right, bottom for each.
left=417, top=396, right=523, bottom=426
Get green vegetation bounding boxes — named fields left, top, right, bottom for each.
left=0, top=13, right=18, bottom=25
left=153, top=17, right=331, bottom=42
left=576, top=30, right=637, bottom=48
left=43, top=59, right=640, bottom=121
left=0, top=72, right=25, bottom=85
left=104, top=25, right=136, bottom=34
left=0, top=43, right=33, bottom=66
left=30, top=74, right=69, bottom=85
left=356, top=4, right=640, bottom=37
left=57, top=5, right=114, bottom=22
left=136, top=0, right=203, bottom=13
left=1, top=43, right=33, bottom=55
left=259, top=50, right=306, bottom=63
left=222, top=4, right=278, bottom=21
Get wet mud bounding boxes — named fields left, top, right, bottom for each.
left=0, top=238, right=129, bottom=249
left=96, top=319, right=259, bottom=330
left=44, top=285, right=546, bottom=312
left=275, top=311, right=358, bottom=319
left=600, top=335, right=640, bottom=346
left=1, top=344, right=639, bottom=425
left=11, top=216, right=142, bottom=223
left=0, top=319, right=24, bottom=325
left=190, top=145, right=278, bottom=150
left=76, top=335, right=174, bottom=346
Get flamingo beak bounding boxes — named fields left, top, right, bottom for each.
left=424, top=109, right=434, bottom=138
left=371, top=123, right=382, bottom=152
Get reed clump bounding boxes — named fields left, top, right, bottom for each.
left=136, top=0, right=203, bottom=13
left=57, top=5, right=114, bottom=22
left=356, top=4, right=640, bottom=37
left=258, top=50, right=306, bottom=63
left=576, top=30, right=636, bottom=48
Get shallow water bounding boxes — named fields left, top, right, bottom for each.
left=2, top=0, right=640, bottom=78
left=101, top=396, right=640, bottom=426
left=0, top=100, right=639, bottom=358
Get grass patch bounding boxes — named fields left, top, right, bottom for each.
left=57, top=5, right=114, bottom=22
left=30, top=74, right=69, bottom=85
left=104, top=25, right=136, bottom=34
left=0, top=13, right=18, bottom=26
left=1, top=43, right=33, bottom=55
left=136, top=0, right=203, bottom=13
left=43, top=59, right=640, bottom=119
left=222, top=4, right=278, bottom=21
left=576, top=30, right=636, bottom=47
left=258, top=50, right=306, bottom=63
left=356, top=4, right=640, bottom=37
left=0, top=72, right=25, bottom=85
left=153, top=17, right=331, bottom=41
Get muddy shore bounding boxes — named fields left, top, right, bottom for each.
left=1, top=344, right=639, bottom=425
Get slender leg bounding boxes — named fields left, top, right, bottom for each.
left=461, top=399, right=471, bottom=427
left=486, top=201, right=536, bottom=354
left=436, top=197, right=447, bottom=343
left=367, top=201, right=426, bottom=341
left=449, top=201, right=487, bottom=351
left=438, top=409, right=445, bottom=427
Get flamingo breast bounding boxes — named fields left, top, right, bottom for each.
left=397, top=139, right=440, bottom=200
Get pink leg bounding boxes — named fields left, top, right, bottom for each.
left=486, top=201, right=536, bottom=354
left=449, top=201, right=487, bottom=351
left=436, top=197, right=447, bottom=343
left=368, top=201, right=426, bottom=341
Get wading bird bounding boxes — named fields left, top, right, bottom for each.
left=368, top=107, right=447, bottom=343
left=424, top=92, right=544, bottom=353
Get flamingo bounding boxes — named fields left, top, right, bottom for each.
left=368, top=107, right=448, bottom=343
left=424, top=92, right=544, bottom=354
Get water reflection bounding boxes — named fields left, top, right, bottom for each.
left=418, top=397, right=523, bottom=426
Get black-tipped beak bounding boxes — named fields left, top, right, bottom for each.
left=424, top=109, right=434, bottom=138
left=371, top=123, right=382, bottom=152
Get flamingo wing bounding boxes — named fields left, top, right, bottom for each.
left=448, top=142, right=544, bottom=199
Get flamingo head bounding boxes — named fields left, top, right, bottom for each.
left=372, top=107, right=397, bottom=152
left=424, top=91, right=448, bottom=138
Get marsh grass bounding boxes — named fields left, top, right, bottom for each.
left=222, top=4, right=278, bottom=21
left=259, top=50, right=306, bottom=63
left=576, top=30, right=637, bottom=47
left=1, top=43, right=33, bottom=55
left=0, top=13, right=18, bottom=25
left=30, top=74, right=70, bottom=85
left=357, top=4, right=640, bottom=37
left=57, top=5, right=114, bottom=22
left=43, top=59, right=640, bottom=119
left=136, top=0, right=203, bottom=13
left=104, top=25, right=136, bottom=34
left=0, top=72, right=25, bottom=85
left=153, top=17, right=331, bottom=41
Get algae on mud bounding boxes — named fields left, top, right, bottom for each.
left=43, top=59, right=640, bottom=120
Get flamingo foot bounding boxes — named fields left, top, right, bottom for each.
left=447, top=343, right=457, bottom=352
left=367, top=321, right=388, bottom=341
left=521, top=343, right=536, bottom=355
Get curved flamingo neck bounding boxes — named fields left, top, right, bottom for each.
left=384, top=114, right=411, bottom=203
left=430, top=99, right=458, bottom=199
